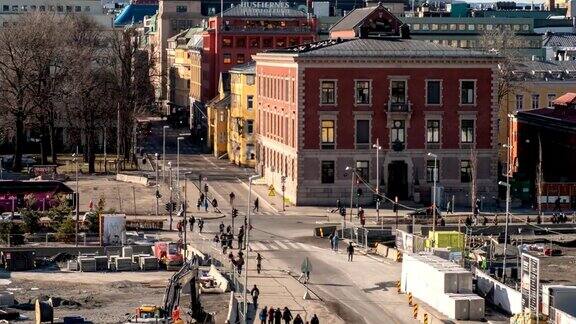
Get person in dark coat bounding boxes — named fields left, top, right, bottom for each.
left=347, top=242, right=354, bottom=262
left=274, top=308, right=282, bottom=324
left=254, top=198, right=260, bottom=212
left=268, top=307, right=275, bottom=324
left=259, top=306, right=268, bottom=324
left=293, top=314, right=304, bottom=324
left=310, top=314, right=319, bottom=324
left=282, top=307, right=293, bottom=324
left=251, top=284, right=260, bottom=307
left=189, top=216, right=195, bottom=232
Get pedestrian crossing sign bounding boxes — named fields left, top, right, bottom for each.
left=268, top=185, right=276, bottom=197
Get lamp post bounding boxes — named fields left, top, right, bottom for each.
left=244, top=175, right=261, bottom=323
left=72, top=152, right=79, bottom=247
left=372, top=139, right=382, bottom=225
left=427, top=152, right=438, bottom=244
left=345, top=166, right=356, bottom=238
left=499, top=180, right=511, bottom=282
left=177, top=136, right=184, bottom=191
left=162, top=125, right=169, bottom=182
left=168, top=161, right=173, bottom=231
left=155, top=153, right=159, bottom=217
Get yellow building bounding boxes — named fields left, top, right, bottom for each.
left=227, top=63, right=256, bottom=168
left=206, top=73, right=230, bottom=157
left=499, top=60, right=576, bottom=163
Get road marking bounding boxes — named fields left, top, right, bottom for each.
left=285, top=242, right=300, bottom=249
left=274, top=241, right=289, bottom=249
left=250, top=242, right=267, bottom=251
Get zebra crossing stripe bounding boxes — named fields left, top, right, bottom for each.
left=250, top=242, right=268, bottom=251
left=285, top=242, right=301, bottom=249
left=295, top=242, right=309, bottom=250
left=274, top=241, right=289, bottom=249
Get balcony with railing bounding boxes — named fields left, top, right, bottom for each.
left=388, top=101, right=412, bottom=113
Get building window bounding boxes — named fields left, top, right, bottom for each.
left=66, top=5, right=72, bottom=12
left=236, top=37, right=245, bottom=48
left=246, top=120, right=254, bottom=134
left=390, top=80, right=406, bottom=104
left=355, top=80, right=370, bottom=105
left=460, top=80, right=476, bottom=105
left=246, top=75, right=255, bottom=85
left=426, top=160, right=439, bottom=183
left=426, top=120, right=440, bottom=143
left=321, top=120, right=335, bottom=149
left=355, top=119, right=370, bottom=146
left=321, top=161, right=335, bottom=184
left=461, top=120, right=475, bottom=143
left=460, top=160, right=472, bottom=183
left=2, top=5, right=8, bottom=11
left=467, top=24, right=475, bottom=30
left=412, top=24, right=420, bottom=30
left=74, top=5, right=81, bottom=11
left=356, top=161, right=369, bottom=182
left=30, top=5, right=36, bottom=10
left=222, top=37, right=232, bottom=47
left=515, top=94, right=523, bottom=111
left=426, top=80, right=441, bottom=105
left=391, top=120, right=405, bottom=143
left=223, top=54, right=231, bottom=64
left=321, top=81, right=336, bottom=105
left=531, top=94, right=539, bottom=109
left=250, top=37, right=260, bottom=48
left=547, top=93, right=556, bottom=107
left=449, top=24, right=456, bottom=30
left=84, top=6, right=90, bottom=11
left=236, top=53, right=245, bottom=64
left=176, top=5, right=187, bottom=12
left=247, top=95, right=254, bottom=110
left=56, top=5, right=63, bottom=12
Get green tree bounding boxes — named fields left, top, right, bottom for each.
left=0, top=222, right=25, bottom=245
left=20, top=208, right=41, bottom=233
left=56, top=218, right=75, bottom=243
left=47, top=196, right=72, bottom=228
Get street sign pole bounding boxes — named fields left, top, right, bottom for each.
left=281, top=176, right=286, bottom=212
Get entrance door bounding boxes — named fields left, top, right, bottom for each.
left=388, top=161, right=408, bottom=200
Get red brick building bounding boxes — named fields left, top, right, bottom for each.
left=253, top=5, right=501, bottom=206
left=192, top=3, right=317, bottom=102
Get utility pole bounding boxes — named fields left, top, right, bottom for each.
left=428, top=152, right=438, bottom=245
left=162, top=125, right=169, bottom=182
left=155, top=153, right=159, bottom=217
left=132, top=186, right=137, bottom=215
left=373, top=139, right=381, bottom=225
left=346, top=166, right=355, bottom=237
left=103, top=127, right=107, bottom=174
left=116, top=103, right=120, bottom=174
left=395, top=196, right=399, bottom=230
left=183, top=178, right=187, bottom=253
left=169, top=162, right=173, bottom=231
left=73, top=148, right=79, bottom=247
left=244, top=175, right=260, bottom=323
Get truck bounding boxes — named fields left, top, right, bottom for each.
left=152, top=242, right=183, bottom=271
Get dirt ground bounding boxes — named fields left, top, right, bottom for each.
left=1, top=269, right=229, bottom=323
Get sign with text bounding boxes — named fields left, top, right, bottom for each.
left=521, top=252, right=540, bottom=313
left=240, top=1, right=290, bottom=8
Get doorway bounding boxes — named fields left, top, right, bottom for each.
left=388, top=161, right=408, bottom=200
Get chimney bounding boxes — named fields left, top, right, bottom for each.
left=401, top=24, right=411, bottom=39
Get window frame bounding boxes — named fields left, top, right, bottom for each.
left=460, top=160, right=472, bottom=183
left=355, top=160, right=370, bottom=183
left=321, top=161, right=335, bottom=184
left=426, top=160, right=439, bottom=183
left=320, top=79, right=337, bottom=105
left=354, top=80, right=372, bottom=106
left=460, top=79, right=477, bottom=106
left=321, top=119, right=335, bottom=149
left=391, top=120, right=406, bottom=144
left=460, top=119, right=475, bottom=143
left=426, top=120, right=440, bottom=143
left=247, top=95, right=254, bottom=110
left=515, top=94, right=524, bottom=111
left=547, top=93, right=556, bottom=108
left=532, top=94, right=540, bottom=109
left=390, top=79, right=407, bottom=104
left=425, top=79, right=442, bottom=106
left=355, top=119, right=371, bottom=147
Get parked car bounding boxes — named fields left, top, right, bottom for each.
left=406, top=207, right=442, bottom=219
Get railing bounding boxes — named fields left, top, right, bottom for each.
left=388, top=101, right=412, bottom=112
left=221, top=25, right=313, bottom=33
left=0, top=232, right=97, bottom=247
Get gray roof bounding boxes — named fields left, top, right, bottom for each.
left=222, top=5, right=307, bottom=18
left=330, top=6, right=377, bottom=32
left=270, top=38, right=500, bottom=59
left=543, top=33, right=576, bottom=48
left=511, top=60, right=576, bottom=81
left=230, top=61, right=256, bottom=74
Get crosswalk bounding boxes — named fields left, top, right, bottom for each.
left=249, top=240, right=320, bottom=252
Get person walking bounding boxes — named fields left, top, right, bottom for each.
left=212, top=198, right=219, bottom=212
left=256, top=253, right=263, bottom=274
left=251, top=284, right=260, bottom=307
left=347, top=242, right=354, bottom=262
left=328, top=232, right=334, bottom=250
left=226, top=225, right=231, bottom=234
left=274, top=308, right=282, bottom=324
left=268, top=306, right=275, bottom=324
left=298, top=270, right=310, bottom=284
left=310, top=314, right=319, bottom=324
left=259, top=306, right=268, bottom=324
left=282, top=307, right=293, bottom=324
left=238, top=226, right=245, bottom=249
left=254, top=198, right=260, bottom=213
left=196, top=198, right=201, bottom=211
left=293, top=314, right=304, bottom=324
left=219, top=221, right=225, bottom=234
left=332, top=231, right=339, bottom=252
left=198, top=218, right=204, bottom=233
left=189, top=216, right=195, bottom=232
left=203, top=198, right=209, bottom=212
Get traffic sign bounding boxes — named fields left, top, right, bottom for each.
left=281, top=176, right=286, bottom=184
left=268, top=185, right=276, bottom=197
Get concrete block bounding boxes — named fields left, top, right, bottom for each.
left=67, top=260, right=78, bottom=271
left=122, top=246, right=133, bottom=258
left=94, top=256, right=108, bottom=271
left=457, top=271, right=473, bottom=293
left=463, top=294, right=485, bottom=320
left=441, top=293, right=469, bottom=320
left=376, top=244, right=389, bottom=257
left=115, top=257, right=132, bottom=271
left=79, top=258, right=96, bottom=272
left=139, top=256, right=158, bottom=271
left=0, top=292, right=14, bottom=307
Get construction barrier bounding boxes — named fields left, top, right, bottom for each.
left=413, top=304, right=418, bottom=319
left=126, top=219, right=164, bottom=230
left=423, top=313, right=429, bottom=324
left=376, top=243, right=389, bottom=257
left=396, top=281, right=401, bottom=294
left=408, top=292, right=413, bottom=306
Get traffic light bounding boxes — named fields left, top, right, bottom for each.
left=356, top=188, right=363, bottom=197
left=165, top=203, right=171, bottom=212
left=393, top=202, right=398, bottom=213
left=155, top=190, right=162, bottom=199
left=232, top=208, right=238, bottom=218
left=339, top=207, right=346, bottom=217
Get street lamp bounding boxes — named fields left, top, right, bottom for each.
left=372, top=139, right=382, bottom=225
left=427, top=152, right=438, bottom=243
left=168, top=161, right=173, bottom=231
left=345, top=166, right=356, bottom=236
left=244, top=174, right=261, bottom=323
left=176, top=136, right=184, bottom=191
left=155, top=153, right=159, bottom=217
left=499, top=180, right=511, bottom=282
left=162, top=125, right=169, bottom=182
left=72, top=153, right=79, bottom=246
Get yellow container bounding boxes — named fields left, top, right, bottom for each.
left=427, top=231, right=465, bottom=251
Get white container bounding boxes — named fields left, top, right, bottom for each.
left=457, top=271, right=473, bottom=293
left=122, top=246, right=133, bottom=258
left=441, top=293, right=469, bottom=320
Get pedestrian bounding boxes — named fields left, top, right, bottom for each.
left=219, top=221, right=225, bottom=233
left=212, top=198, right=218, bottom=212
left=446, top=200, right=452, bottom=214
left=204, top=184, right=209, bottom=194
left=328, top=232, right=334, bottom=250
left=189, top=216, right=195, bottom=232
left=200, top=192, right=205, bottom=202
left=230, top=192, right=236, bottom=206
left=440, top=217, right=446, bottom=227
left=493, top=215, right=498, bottom=226
left=254, top=198, right=260, bottom=213
left=293, top=314, right=304, bottom=324
left=282, top=306, right=293, bottom=324
left=196, top=198, right=201, bottom=211
left=482, top=216, right=488, bottom=226
left=298, top=270, right=310, bottom=284
left=332, top=231, right=339, bottom=252
left=268, top=306, right=275, bottom=324
left=238, top=226, right=245, bottom=249
left=251, top=284, right=260, bottom=307
left=204, top=198, right=209, bottom=212
left=259, top=306, right=268, bottom=324
left=347, top=242, right=354, bottom=262
left=226, top=225, right=231, bottom=234
left=310, top=314, right=319, bottom=324
left=274, top=308, right=282, bottom=324
left=198, top=219, right=204, bottom=233
left=256, top=253, right=263, bottom=274
left=177, top=220, right=183, bottom=236
left=236, top=254, right=244, bottom=274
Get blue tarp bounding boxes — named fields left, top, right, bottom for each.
left=114, top=4, right=158, bottom=27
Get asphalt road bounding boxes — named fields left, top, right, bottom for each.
left=141, top=123, right=418, bottom=324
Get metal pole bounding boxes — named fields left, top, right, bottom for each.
left=432, top=156, right=437, bottom=242
left=0, top=157, right=3, bottom=179
left=132, top=186, right=136, bottom=215
left=244, top=175, right=259, bottom=323
left=116, top=104, right=120, bottom=174
left=348, top=170, right=355, bottom=238
left=177, top=139, right=180, bottom=191
left=375, top=139, right=380, bottom=225
left=74, top=148, right=79, bottom=247
left=169, top=163, right=173, bottom=231
left=395, top=196, right=399, bottom=230
left=162, top=126, right=168, bottom=182
left=183, top=178, right=187, bottom=253
left=503, top=135, right=511, bottom=282
left=155, top=154, right=159, bottom=217
left=103, top=127, right=107, bottom=174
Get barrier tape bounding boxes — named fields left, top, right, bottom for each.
left=413, top=304, right=418, bottom=319
left=408, top=292, right=413, bottom=306
left=396, top=281, right=401, bottom=294
left=423, top=313, right=428, bottom=324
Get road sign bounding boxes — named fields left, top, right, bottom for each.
left=281, top=176, right=286, bottom=184
left=268, top=185, right=276, bottom=197
left=301, top=257, right=312, bottom=274
left=521, top=252, right=540, bottom=314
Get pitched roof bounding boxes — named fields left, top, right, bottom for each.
left=543, top=33, right=576, bottom=48
left=268, top=37, right=499, bottom=59
left=221, top=4, right=307, bottom=18
left=330, top=6, right=377, bottom=32
left=553, top=92, right=576, bottom=106
left=511, top=60, right=576, bottom=82
left=230, top=61, right=256, bottom=74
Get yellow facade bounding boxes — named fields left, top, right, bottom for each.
left=499, top=78, right=576, bottom=162
left=206, top=74, right=230, bottom=157
left=227, top=64, right=256, bottom=168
